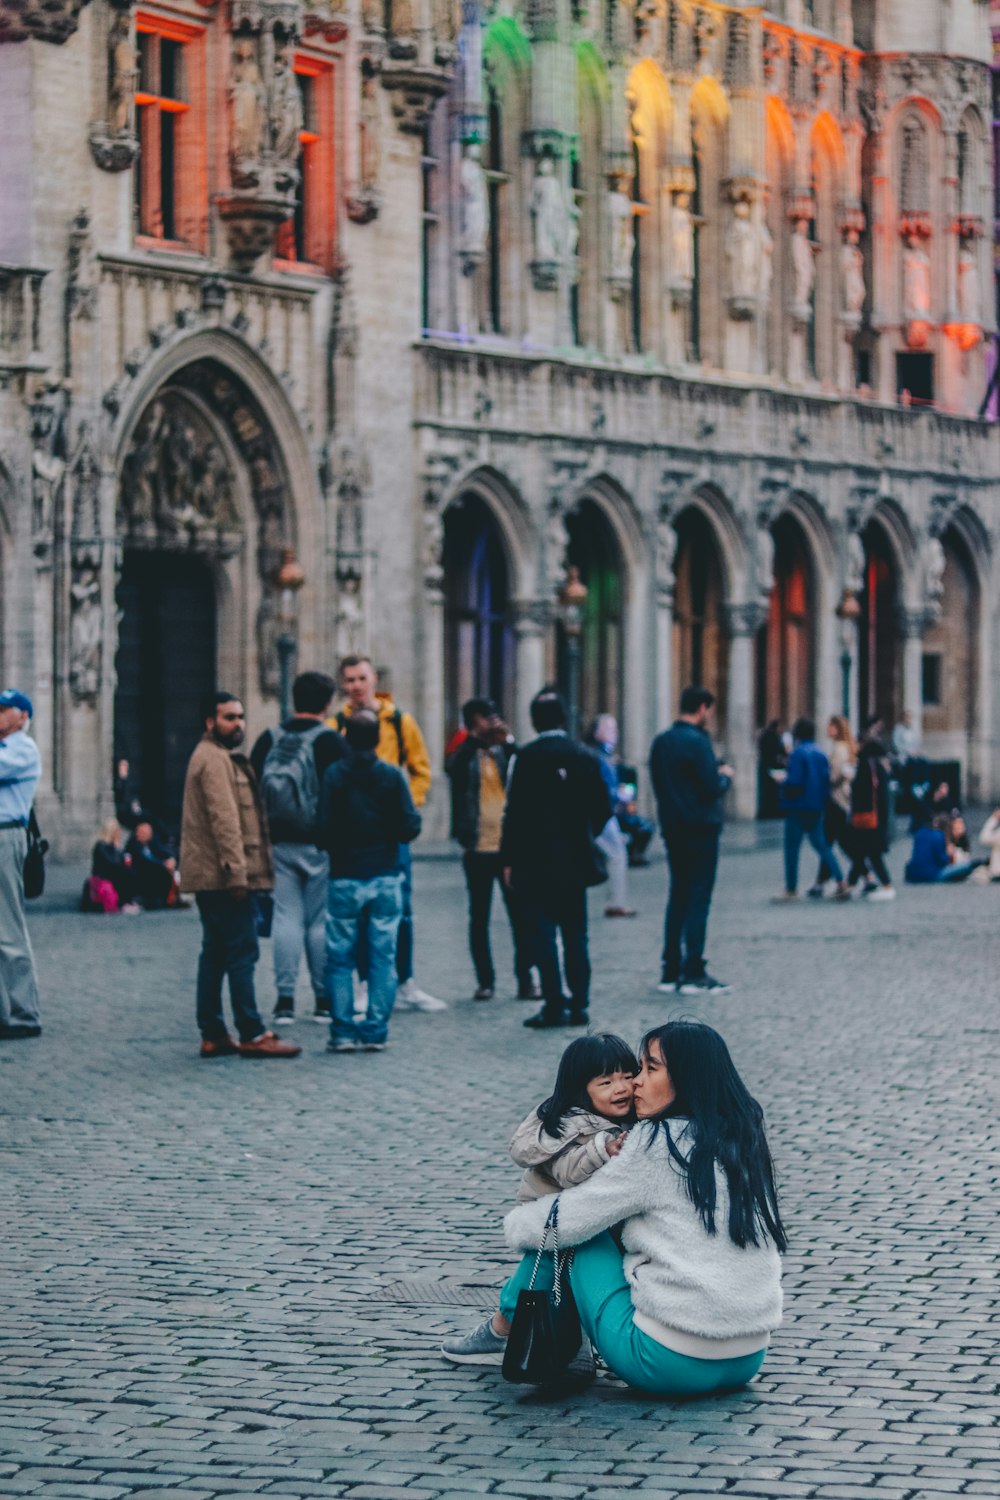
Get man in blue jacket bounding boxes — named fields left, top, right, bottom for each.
left=777, top=717, right=847, bottom=900
left=649, top=687, right=733, bottom=995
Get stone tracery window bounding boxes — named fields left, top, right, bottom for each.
left=899, top=111, right=930, bottom=217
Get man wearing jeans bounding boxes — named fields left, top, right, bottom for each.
left=318, top=710, right=421, bottom=1053
left=650, top=687, right=733, bottom=996
left=777, top=717, right=848, bottom=901
left=180, top=693, right=300, bottom=1059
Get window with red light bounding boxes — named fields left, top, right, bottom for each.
left=134, top=15, right=207, bottom=251
left=275, top=58, right=336, bottom=271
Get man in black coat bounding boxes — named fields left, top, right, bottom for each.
left=500, top=688, right=613, bottom=1029
left=649, top=686, right=733, bottom=996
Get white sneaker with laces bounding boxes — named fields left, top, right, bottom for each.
left=867, top=885, right=896, bottom=902
left=395, top=979, right=448, bottom=1012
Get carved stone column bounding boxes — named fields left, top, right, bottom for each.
left=724, top=602, right=767, bottom=819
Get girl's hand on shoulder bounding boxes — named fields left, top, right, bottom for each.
left=605, top=1131, right=628, bottom=1158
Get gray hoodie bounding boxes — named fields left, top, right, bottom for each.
left=510, top=1106, right=622, bottom=1204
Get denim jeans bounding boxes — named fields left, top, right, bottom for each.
left=272, top=842, right=330, bottom=1001
left=499, top=1232, right=766, bottom=1397
left=356, top=842, right=413, bottom=986
left=662, top=828, right=720, bottom=981
left=783, top=810, right=843, bottom=892
left=327, top=874, right=403, bottom=1046
left=195, top=891, right=266, bottom=1043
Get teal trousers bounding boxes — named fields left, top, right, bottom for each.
left=499, top=1231, right=766, bottom=1397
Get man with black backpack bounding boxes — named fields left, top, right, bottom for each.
left=251, top=672, right=346, bottom=1026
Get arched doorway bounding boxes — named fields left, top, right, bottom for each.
left=920, top=527, right=979, bottom=759
left=858, top=520, right=901, bottom=725
left=114, top=553, right=217, bottom=831
left=672, top=506, right=727, bottom=732
left=756, top=513, right=816, bottom=729
left=113, top=359, right=297, bottom=835
left=443, top=494, right=514, bottom=738
left=561, top=500, right=625, bottom=733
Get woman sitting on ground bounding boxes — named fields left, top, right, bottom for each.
left=82, top=820, right=139, bottom=913
left=905, top=814, right=978, bottom=884
left=444, top=1021, right=785, bottom=1398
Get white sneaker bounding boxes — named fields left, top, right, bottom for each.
left=395, top=979, right=448, bottom=1012
left=353, top=976, right=368, bottom=1020
left=867, top=885, right=896, bottom=902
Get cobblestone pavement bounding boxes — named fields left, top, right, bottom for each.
left=2, top=833, right=999, bottom=1500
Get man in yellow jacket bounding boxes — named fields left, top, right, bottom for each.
left=332, top=656, right=445, bottom=1011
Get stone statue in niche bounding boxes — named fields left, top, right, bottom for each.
left=530, top=158, right=568, bottom=264
left=726, top=198, right=758, bottom=303
left=69, top=563, right=103, bottom=704
left=755, top=524, right=775, bottom=595
left=231, top=38, right=266, bottom=163
left=607, top=183, right=634, bottom=282
left=957, top=239, right=981, bottom=325
left=422, top=501, right=444, bottom=590
left=458, top=144, right=488, bottom=259
left=841, top=228, right=866, bottom=320
left=845, top=531, right=865, bottom=597
left=31, top=385, right=66, bottom=540
left=790, top=219, right=815, bottom=317
left=545, top=503, right=567, bottom=585
left=670, top=191, right=694, bottom=291
left=923, top=535, right=945, bottom=602
left=759, top=217, right=774, bottom=311
left=359, top=68, right=381, bottom=193
left=107, top=11, right=136, bottom=136
left=654, top=510, right=677, bottom=593
left=902, top=232, right=931, bottom=325
left=271, top=45, right=303, bottom=168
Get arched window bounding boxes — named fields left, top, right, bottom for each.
left=756, top=514, right=816, bottom=727
left=559, top=501, right=626, bottom=732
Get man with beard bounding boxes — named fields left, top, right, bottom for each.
left=180, top=692, right=300, bottom=1059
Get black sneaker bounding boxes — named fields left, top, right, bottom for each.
left=677, top=974, right=732, bottom=996
left=523, top=1009, right=568, bottom=1029
left=566, top=1009, right=589, bottom=1028
left=272, top=998, right=295, bottom=1026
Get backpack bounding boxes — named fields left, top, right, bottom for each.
left=260, top=724, right=325, bottom=838
left=336, top=707, right=408, bottom=769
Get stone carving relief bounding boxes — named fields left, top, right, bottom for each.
left=607, top=178, right=634, bottom=285
left=0, top=0, right=90, bottom=43
left=844, top=530, right=865, bottom=597
left=902, top=231, right=931, bottom=348
left=458, top=144, right=488, bottom=263
left=790, top=218, right=815, bottom=321
left=545, top=501, right=568, bottom=588
left=654, top=506, right=677, bottom=598
left=726, top=197, right=758, bottom=319
left=840, top=228, right=866, bottom=325
left=67, top=209, right=97, bottom=322
left=231, top=38, right=268, bottom=166
left=30, top=383, right=67, bottom=548
left=120, top=394, right=239, bottom=546
left=956, top=238, right=981, bottom=328
left=70, top=561, right=102, bottom=704
left=347, top=63, right=382, bottom=223
left=271, top=43, right=304, bottom=176
left=759, top=216, right=774, bottom=312
left=923, top=534, right=945, bottom=604
left=90, top=4, right=139, bottom=172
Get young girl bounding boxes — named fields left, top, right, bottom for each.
left=510, top=1033, right=639, bottom=1203
left=442, top=1033, right=638, bottom=1365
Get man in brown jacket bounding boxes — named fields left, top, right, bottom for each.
left=180, top=692, right=300, bottom=1059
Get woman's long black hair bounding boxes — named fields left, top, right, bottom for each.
left=538, top=1033, right=639, bottom=1137
left=640, top=1021, right=787, bottom=1253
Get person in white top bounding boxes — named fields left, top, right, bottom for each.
left=442, top=1020, right=786, bottom=1396
left=0, top=688, right=43, bottom=1039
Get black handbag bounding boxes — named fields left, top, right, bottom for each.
left=253, top=891, right=274, bottom=938
left=502, top=1198, right=582, bottom=1386
left=23, top=808, right=48, bottom=900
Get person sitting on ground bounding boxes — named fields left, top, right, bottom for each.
left=905, top=814, right=978, bottom=884
left=976, top=809, right=1000, bottom=881
left=126, top=816, right=180, bottom=910
left=82, top=819, right=140, bottom=914
left=949, top=813, right=971, bottom=856
left=442, top=1021, right=785, bottom=1398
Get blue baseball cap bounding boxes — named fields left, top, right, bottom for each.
left=0, top=689, right=33, bottom=717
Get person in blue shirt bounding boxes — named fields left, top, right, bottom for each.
left=777, top=717, right=848, bottom=901
left=0, top=688, right=43, bottom=1040
left=905, top=814, right=978, bottom=884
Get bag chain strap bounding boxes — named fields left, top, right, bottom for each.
left=526, top=1198, right=571, bottom=1306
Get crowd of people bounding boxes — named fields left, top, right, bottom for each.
left=765, top=709, right=999, bottom=903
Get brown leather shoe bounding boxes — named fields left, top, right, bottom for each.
left=238, top=1031, right=301, bottom=1058
left=200, top=1033, right=239, bottom=1058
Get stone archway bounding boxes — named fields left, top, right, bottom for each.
left=561, top=499, right=627, bottom=735
left=442, top=491, right=515, bottom=741
left=757, top=512, right=818, bottom=729
left=858, top=518, right=902, bottom=725
left=672, top=505, right=728, bottom=734
left=113, top=358, right=298, bottom=831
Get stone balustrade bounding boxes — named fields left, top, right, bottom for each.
left=415, top=339, right=998, bottom=485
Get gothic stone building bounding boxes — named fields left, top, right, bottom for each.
left=0, top=0, right=997, bottom=850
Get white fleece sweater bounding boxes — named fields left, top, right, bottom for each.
left=504, top=1119, right=783, bottom=1348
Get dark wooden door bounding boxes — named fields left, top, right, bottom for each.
left=114, top=553, right=217, bottom=835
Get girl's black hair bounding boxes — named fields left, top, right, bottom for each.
left=639, top=1021, right=787, bottom=1254
left=537, top=1033, right=639, bottom=1137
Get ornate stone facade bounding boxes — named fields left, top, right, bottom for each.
left=0, top=0, right=996, bottom=851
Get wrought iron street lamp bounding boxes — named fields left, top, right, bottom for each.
left=274, top=548, right=305, bottom=725
left=558, top=564, right=588, bottom=740
left=835, top=587, right=861, bottom=722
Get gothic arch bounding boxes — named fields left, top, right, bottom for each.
left=868, top=496, right=919, bottom=601
left=676, top=483, right=746, bottom=602
left=441, top=464, right=532, bottom=597
left=774, top=488, right=838, bottom=583
left=568, top=473, right=643, bottom=582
